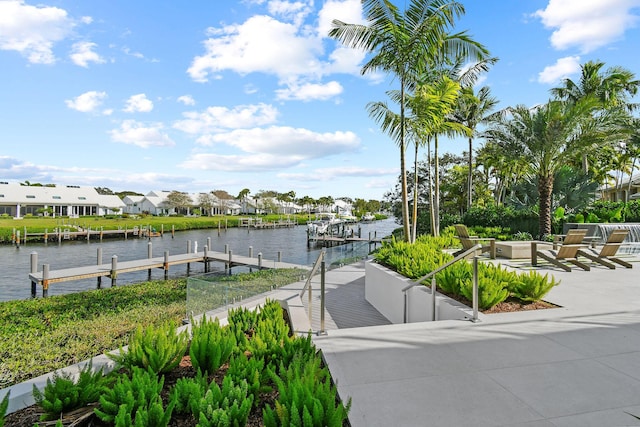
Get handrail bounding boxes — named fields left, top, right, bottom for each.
left=402, top=244, right=482, bottom=323
left=401, top=244, right=482, bottom=292
left=299, top=249, right=325, bottom=298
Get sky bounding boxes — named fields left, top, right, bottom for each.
left=1, top=0, right=639, bottom=201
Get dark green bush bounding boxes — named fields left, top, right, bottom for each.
left=0, top=392, right=9, bottom=427
left=32, top=362, right=111, bottom=421
left=197, top=376, right=254, bottom=427
left=110, top=321, right=188, bottom=374
left=510, top=271, right=559, bottom=302
left=189, top=316, right=235, bottom=375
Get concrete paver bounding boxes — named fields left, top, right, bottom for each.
left=313, top=257, right=640, bottom=427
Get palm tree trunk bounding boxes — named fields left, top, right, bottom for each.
left=538, top=174, right=554, bottom=237
left=434, top=135, right=440, bottom=236
left=467, top=137, right=473, bottom=211
left=411, top=142, right=419, bottom=243
left=426, top=138, right=435, bottom=235
left=627, top=158, right=637, bottom=201
left=400, top=81, right=411, bottom=242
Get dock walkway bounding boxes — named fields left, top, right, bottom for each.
left=28, top=250, right=307, bottom=297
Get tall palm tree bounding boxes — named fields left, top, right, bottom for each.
left=484, top=99, right=607, bottom=236
left=329, top=0, right=489, bottom=241
left=551, top=60, right=639, bottom=173
left=449, top=85, right=498, bottom=210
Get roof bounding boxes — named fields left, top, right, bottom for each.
left=0, top=182, right=106, bottom=205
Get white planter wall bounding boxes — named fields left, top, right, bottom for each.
left=365, top=261, right=475, bottom=324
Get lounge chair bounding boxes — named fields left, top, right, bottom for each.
left=453, top=224, right=496, bottom=259
left=533, top=229, right=590, bottom=272
left=576, top=229, right=632, bottom=269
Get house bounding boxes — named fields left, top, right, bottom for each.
left=599, top=174, right=640, bottom=202
left=0, top=181, right=126, bottom=218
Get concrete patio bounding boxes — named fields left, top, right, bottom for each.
left=308, top=255, right=640, bottom=427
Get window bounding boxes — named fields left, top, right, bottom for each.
left=0, top=194, right=4, bottom=198
left=78, top=197, right=86, bottom=200
left=52, top=196, right=61, bottom=200
left=26, top=195, right=35, bottom=199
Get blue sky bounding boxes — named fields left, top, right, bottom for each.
left=1, top=0, right=639, bottom=201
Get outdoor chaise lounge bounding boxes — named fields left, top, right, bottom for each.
left=533, top=228, right=590, bottom=272
left=454, top=224, right=496, bottom=259
left=576, top=229, right=633, bottom=269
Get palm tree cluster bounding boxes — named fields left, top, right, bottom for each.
left=331, top=0, right=639, bottom=240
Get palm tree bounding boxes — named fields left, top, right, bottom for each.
left=329, top=0, right=489, bottom=241
left=551, top=60, right=639, bottom=173
left=449, top=85, right=498, bottom=210
left=484, top=99, right=627, bottom=236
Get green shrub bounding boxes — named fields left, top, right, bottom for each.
left=512, top=231, right=533, bottom=240
left=263, top=354, right=350, bottom=427
left=189, top=316, right=236, bottom=375
left=197, top=376, right=254, bottom=427
left=110, top=321, right=188, bottom=374
left=0, top=391, right=9, bottom=427
left=435, top=262, right=472, bottom=296
left=510, top=271, right=559, bottom=302
left=374, top=236, right=453, bottom=279
left=574, top=213, right=584, bottom=223
left=95, top=366, right=175, bottom=426
left=460, top=277, right=509, bottom=310
left=170, top=371, right=208, bottom=416
left=226, top=353, right=271, bottom=402
left=586, top=212, right=600, bottom=223
left=32, top=362, right=111, bottom=421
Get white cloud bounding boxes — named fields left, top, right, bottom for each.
left=210, top=126, right=359, bottom=157
left=317, top=0, right=364, bottom=38
left=188, top=15, right=323, bottom=83
left=177, top=95, right=196, bottom=106
left=70, top=41, right=105, bottom=67
left=123, top=93, right=154, bottom=113
left=0, top=0, right=78, bottom=64
left=65, top=91, right=107, bottom=113
left=173, top=103, right=279, bottom=135
left=180, top=152, right=304, bottom=172
left=537, top=56, right=581, bottom=84
left=275, top=80, right=343, bottom=101
left=278, top=166, right=396, bottom=181
left=267, top=1, right=312, bottom=25
left=534, top=0, right=640, bottom=53
left=109, top=120, right=175, bottom=148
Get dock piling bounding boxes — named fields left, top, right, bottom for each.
left=258, top=253, right=262, bottom=269
left=249, top=246, right=253, bottom=258
left=111, top=256, right=117, bottom=287
left=97, top=248, right=103, bottom=289
left=147, top=242, right=153, bottom=280
left=42, top=264, right=49, bottom=297
left=164, top=251, right=169, bottom=279
left=30, top=252, right=37, bottom=298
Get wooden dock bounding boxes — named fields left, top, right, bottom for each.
left=28, top=249, right=308, bottom=298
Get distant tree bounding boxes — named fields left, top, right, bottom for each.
left=237, top=188, right=251, bottom=213
left=212, top=190, right=234, bottom=215
left=95, top=187, right=115, bottom=195
left=165, top=191, right=193, bottom=215
left=115, top=190, right=144, bottom=199
left=197, top=192, right=215, bottom=216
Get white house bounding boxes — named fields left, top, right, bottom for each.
left=0, top=181, right=126, bottom=218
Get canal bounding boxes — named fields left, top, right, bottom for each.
left=0, top=218, right=398, bottom=302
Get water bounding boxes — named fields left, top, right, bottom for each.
left=0, top=218, right=399, bottom=302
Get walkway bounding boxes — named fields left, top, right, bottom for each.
left=311, top=256, right=640, bottom=427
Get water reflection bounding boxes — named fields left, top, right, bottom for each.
left=0, top=218, right=398, bottom=302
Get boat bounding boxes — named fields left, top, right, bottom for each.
left=361, top=212, right=376, bottom=222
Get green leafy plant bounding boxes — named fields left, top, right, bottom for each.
left=460, top=277, right=509, bottom=310
left=226, top=353, right=271, bottom=402
left=110, top=321, right=188, bottom=374
left=435, top=262, right=472, bottom=295
left=197, top=376, right=254, bottom=427
left=170, top=371, right=208, bottom=415
left=32, top=362, right=110, bottom=421
left=189, top=316, right=236, bottom=375
left=95, top=366, right=175, bottom=426
left=510, top=271, right=559, bottom=302
left=0, top=391, right=9, bottom=427
left=263, top=354, right=350, bottom=427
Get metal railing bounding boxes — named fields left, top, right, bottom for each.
left=402, top=244, right=482, bottom=323
left=299, top=249, right=327, bottom=334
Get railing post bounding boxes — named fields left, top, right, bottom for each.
left=319, top=260, right=326, bottom=335
left=278, top=251, right=282, bottom=263
left=164, top=251, right=169, bottom=279
left=472, top=256, right=479, bottom=323
left=431, top=277, right=436, bottom=321
left=228, top=250, right=233, bottom=274
left=30, top=252, right=38, bottom=298
left=204, top=245, right=209, bottom=273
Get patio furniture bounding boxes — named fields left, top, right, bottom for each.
left=532, top=229, right=590, bottom=272
left=453, top=224, right=496, bottom=259
left=576, top=229, right=633, bottom=269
